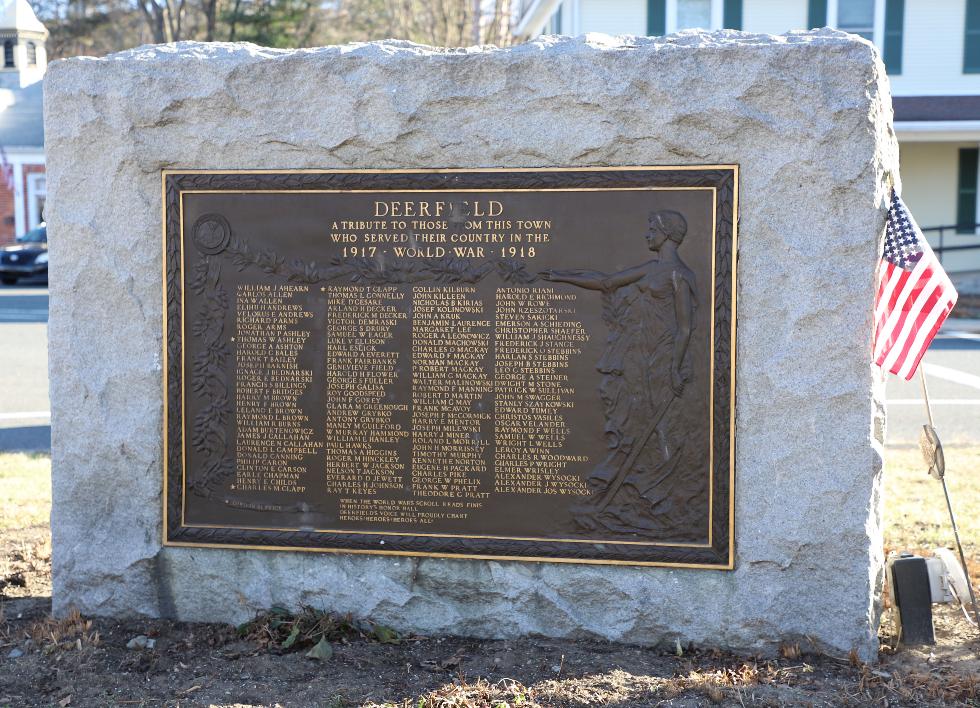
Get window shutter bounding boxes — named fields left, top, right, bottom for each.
left=808, top=0, right=828, bottom=29
left=957, top=148, right=979, bottom=234
left=723, top=0, right=743, bottom=30
left=648, top=0, right=667, bottom=35
left=966, top=0, right=980, bottom=73
left=883, top=0, right=904, bottom=74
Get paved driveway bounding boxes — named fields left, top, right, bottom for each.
left=0, top=284, right=49, bottom=451
left=886, top=326, right=980, bottom=446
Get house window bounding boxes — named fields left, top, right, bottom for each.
left=3, top=41, right=13, bottom=68
left=677, top=0, right=711, bottom=28
left=665, top=0, right=731, bottom=33
left=26, top=41, right=35, bottom=66
left=966, top=0, right=980, bottom=73
left=957, top=148, right=979, bottom=234
left=837, top=0, right=875, bottom=40
left=810, top=0, right=901, bottom=69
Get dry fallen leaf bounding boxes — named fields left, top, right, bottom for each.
left=421, top=652, right=465, bottom=672
left=306, top=637, right=333, bottom=661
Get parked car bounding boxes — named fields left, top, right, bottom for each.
left=0, top=224, right=47, bottom=285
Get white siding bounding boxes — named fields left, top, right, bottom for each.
left=901, top=142, right=961, bottom=228
left=742, top=0, right=807, bottom=35
left=579, top=0, right=647, bottom=35
left=549, top=0, right=980, bottom=103
left=560, top=0, right=574, bottom=33
left=900, top=141, right=979, bottom=274
left=572, top=0, right=811, bottom=36
left=889, top=0, right=980, bottom=96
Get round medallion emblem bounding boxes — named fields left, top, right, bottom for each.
left=192, top=214, right=231, bottom=255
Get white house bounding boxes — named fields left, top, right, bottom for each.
left=515, top=0, right=980, bottom=275
left=0, top=0, right=46, bottom=246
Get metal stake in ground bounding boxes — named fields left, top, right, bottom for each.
left=918, top=366, right=980, bottom=633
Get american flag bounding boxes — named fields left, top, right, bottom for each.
left=874, top=190, right=958, bottom=380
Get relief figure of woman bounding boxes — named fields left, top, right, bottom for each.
left=540, top=210, right=702, bottom=537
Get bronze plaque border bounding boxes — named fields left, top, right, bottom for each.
left=162, top=166, right=738, bottom=569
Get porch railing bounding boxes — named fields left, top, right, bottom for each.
left=922, top=224, right=980, bottom=269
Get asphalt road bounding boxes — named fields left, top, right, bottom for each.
left=0, top=284, right=977, bottom=453
left=885, top=327, right=980, bottom=446
left=0, top=284, right=49, bottom=451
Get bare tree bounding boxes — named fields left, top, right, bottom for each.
left=202, top=0, right=218, bottom=40
left=484, top=0, right=512, bottom=46
left=33, top=0, right=519, bottom=60
left=135, top=0, right=186, bottom=42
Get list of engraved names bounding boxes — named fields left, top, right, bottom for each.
left=234, top=284, right=321, bottom=497
left=228, top=196, right=596, bottom=531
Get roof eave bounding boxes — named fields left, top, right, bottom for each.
left=895, top=120, right=980, bottom=142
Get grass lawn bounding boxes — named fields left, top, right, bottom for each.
left=0, top=452, right=51, bottom=603
left=883, top=446, right=980, bottom=572
left=0, top=452, right=50, bottom=533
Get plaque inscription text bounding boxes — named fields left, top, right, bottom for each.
left=164, top=167, right=737, bottom=567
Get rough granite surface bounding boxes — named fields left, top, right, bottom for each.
left=45, top=30, right=897, bottom=660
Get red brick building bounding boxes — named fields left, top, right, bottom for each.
left=0, top=0, right=47, bottom=246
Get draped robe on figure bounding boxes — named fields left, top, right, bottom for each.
left=573, top=265, right=707, bottom=541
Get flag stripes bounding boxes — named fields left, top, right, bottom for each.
left=873, top=191, right=957, bottom=380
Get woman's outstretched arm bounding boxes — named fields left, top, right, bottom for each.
left=540, top=263, right=647, bottom=291
left=539, top=268, right=606, bottom=290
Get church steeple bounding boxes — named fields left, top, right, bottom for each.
left=0, top=0, right=47, bottom=90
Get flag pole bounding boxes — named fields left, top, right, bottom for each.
left=919, top=366, right=980, bottom=631
left=917, top=366, right=935, bottom=429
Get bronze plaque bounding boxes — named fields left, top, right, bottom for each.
left=163, top=167, right=737, bottom=568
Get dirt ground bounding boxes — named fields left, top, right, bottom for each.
left=2, top=450, right=980, bottom=707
